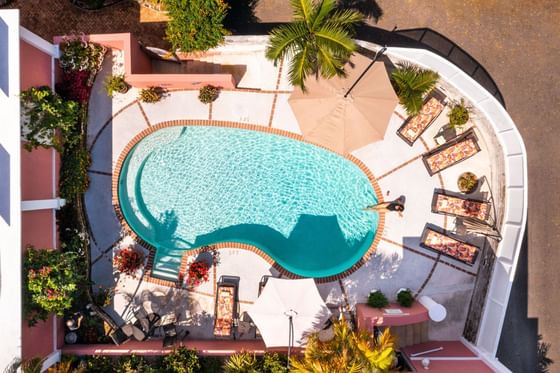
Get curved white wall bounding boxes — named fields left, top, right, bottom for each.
left=357, top=41, right=527, bottom=370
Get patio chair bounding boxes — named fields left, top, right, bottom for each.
left=213, top=276, right=239, bottom=339
left=420, top=226, right=480, bottom=266
left=432, top=192, right=491, bottom=222
left=109, top=326, right=131, bottom=346
left=397, top=91, right=446, bottom=146
left=422, top=128, right=481, bottom=175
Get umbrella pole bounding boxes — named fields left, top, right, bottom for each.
left=285, top=309, right=297, bottom=369
left=344, top=46, right=387, bottom=99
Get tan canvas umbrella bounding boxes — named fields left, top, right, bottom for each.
left=289, top=53, right=398, bottom=154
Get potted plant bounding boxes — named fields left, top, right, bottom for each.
left=457, top=172, right=478, bottom=193
left=367, top=290, right=389, bottom=309
left=198, top=85, right=220, bottom=104
left=448, top=99, right=470, bottom=128
left=114, top=247, right=144, bottom=276
left=138, top=86, right=166, bottom=103
left=187, top=260, right=210, bottom=287
left=396, top=288, right=414, bottom=308
left=104, top=74, right=129, bottom=96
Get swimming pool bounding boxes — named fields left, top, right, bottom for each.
left=118, top=125, right=378, bottom=279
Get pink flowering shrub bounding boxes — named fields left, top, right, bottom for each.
left=114, top=247, right=145, bottom=276
left=24, top=246, right=83, bottom=326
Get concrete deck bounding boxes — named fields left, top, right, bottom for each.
left=83, top=42, right=503, bottom=342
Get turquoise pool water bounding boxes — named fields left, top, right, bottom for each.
left=118, top=126, right=378, bottom=278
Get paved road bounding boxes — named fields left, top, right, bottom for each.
left=5, top=0, right=559, bottom=370
left=256, top=3, right=560, bottom=371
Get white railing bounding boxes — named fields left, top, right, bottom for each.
left=357, top=41, right=526, bottom=371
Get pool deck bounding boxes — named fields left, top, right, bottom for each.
left=85, top=43, right=498, bottom=341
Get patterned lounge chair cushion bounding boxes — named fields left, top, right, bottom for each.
left=434, top=194, right=490, bottom=221
left=214, top=287, right=234, bottom=336
left=422, top=229, right=479, bottom=265
left=399, top=97, right=444, bottom=143
left=425, top=138, right=479, bottom=173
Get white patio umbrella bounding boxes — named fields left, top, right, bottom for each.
left=247, top=278, right=331, bottom=358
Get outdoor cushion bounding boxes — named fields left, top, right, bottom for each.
left=421, top=228, right=480, bottom=265
left=433, top=193, right=490, bottom=221
left=398, top=96, right=445, bottom=145
left=214, top=286, right=235, bottom=337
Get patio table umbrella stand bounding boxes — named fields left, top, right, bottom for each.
left=288, top=51, right=398, bottom=154
left=247, top=278, right=331, bottom=368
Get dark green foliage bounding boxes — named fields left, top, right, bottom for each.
left=391, top=62, right=439, bottom=116
left=262, top=353, right=288, bottom=373
left=367, top=290, right=389, bottom=308
left=199, top=356, right=224, bottom=373
left=396, top=289, right=414, bottom=308
left=198, top=85, right=221, bottom=104
left=59, top=36, right=106, bottom=73
left=59, top=138, right=92, bottom=201
left=266, top=0, right=362, bottom=91
left=448, top=99, right=470, bottom=128
left=20, top=86, right=80, bottom=152
left=116, top=354, right=155, bottom=373
left=84, top=355, right=115, bottom=373
left=161, top=347, right=201, bottom=373
left=57, top=202, right=88, bottom=256
left=24, top=247, right=84, bottom=326
left=164, top=0, right=230, bottom=53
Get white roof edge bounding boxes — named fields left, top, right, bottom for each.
left=19, top=26, right=59, bottom=58
left=358, top=42, right=526, bottom=366
left=0, top=9, right=23, bottom=371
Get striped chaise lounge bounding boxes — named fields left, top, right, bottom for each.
left=422, top=128, right=481, bottom=175
left=432, top=192, right=491, bottom=222
left=420, top=227, right=480, bottom=266
left=397, top=91, right=446, bottom=146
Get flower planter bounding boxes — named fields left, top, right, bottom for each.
left=457, top=172, right=478, bottom=194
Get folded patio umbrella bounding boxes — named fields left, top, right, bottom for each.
left=247, top=278, right=331, bottom=349
left=289, top=54, right=398, bottom=154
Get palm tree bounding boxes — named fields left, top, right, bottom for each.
left=290, top=316, right=397, bottom=372
left=266, top=0, right=363, bottom=91
left=391, top=62, right=439, bottom=116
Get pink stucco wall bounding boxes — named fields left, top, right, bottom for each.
left=21, top=146, right=57, bottom=200
left=402, top=341, right=494, bottom=372
left=54, top=33, right=236, bottom=89
left=20, top=40, right=52, bottom=90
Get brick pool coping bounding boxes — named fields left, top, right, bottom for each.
left=111, top=120, right=385, bottom=287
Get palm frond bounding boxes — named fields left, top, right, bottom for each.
left=265, top=22, right=310, bottom=63
left=291, top=0, right=314, bottom=24
left=310, top=0, right=336, bottom=30
left=391, top=62, right=439, bottom=115
left=324, top=9, right=363, bottom=32
left=288, top=44, right=314, bottom=91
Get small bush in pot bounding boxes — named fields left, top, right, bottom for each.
left=187, top=260, right=210, bottom=287
left=448, top=99, right=470, bottom=128
left=198, top=84, right=220, bottom=104
left=138, top=86, right=166, bottom=103
left=457, top=172, right=478, bottom=193
left=367, top=290, right=389, bottom=309
left=396, top=289, right=414, bottom=308
left=104, top=74, right=129, bottom=96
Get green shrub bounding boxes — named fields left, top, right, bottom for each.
left=84, top=355, right=115, bottom=373
left=164, top=0, right=230, bottom=53
left=57, top=202, right=89, bottom=255
left=367, top=290, right=388, bottom=309
left=105, top=74, right=129, bottom=97
left=59, top=140, right=91, bottom=201
left=262, top=353, right=288, bottom=373
left=199, top=356, right=224, bottom=373
left=161, top=347, right=201, bottom=373
left=397, top=289, right=414, bottom=308
left=20, top=86, right=80, bottom=153
left=138, top=86, right=165, bottom=103
left=24, top=246, right=84, bottom=326
left=391, top=62, right=439, bottom=116
left=198, top=84, right=220, bottom=104
left=224, top=352, right=258, bottom=373
left=116, top=354, right=154, bottom=373
left=448, top=99, right=470, bottom=128
left=59, top=36, right=106, bottom=73
left=458, top=172, right=478, bottom=193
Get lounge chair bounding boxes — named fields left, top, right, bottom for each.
left=432, top=192, right=490, bottom=222
left=422, top=128, right=481, bottom=175
left=420, top=227, right=480, bottom=265
left=397, top=92, right=446, bottom=146
left=213, top=276, right=239, bottom=338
